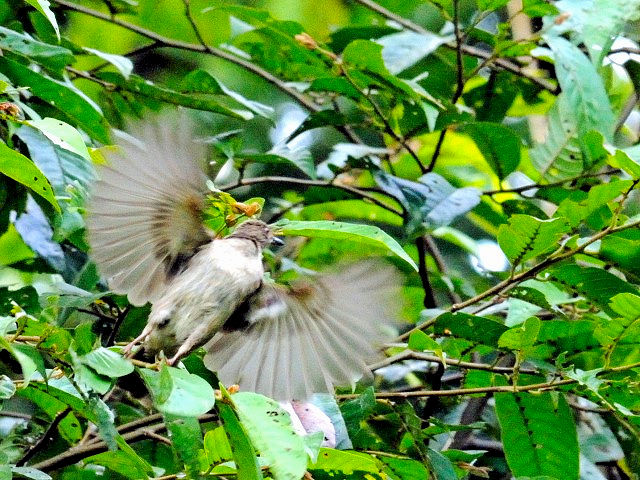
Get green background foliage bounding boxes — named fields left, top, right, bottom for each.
left=1, top=0, right=640, bottom=478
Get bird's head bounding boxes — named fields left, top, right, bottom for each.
left=227, top=220, right=279, bottom=248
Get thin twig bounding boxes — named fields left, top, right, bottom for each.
left=351, top=0, right=557, bottom=93
left=17, top=407, right=72, bottom=466
left=368, top=349, right=539, bottom=374
left=51, top=0, right=363, bottom=144
left=106, top=305, right=130, bottom=347
left=483, top=169, right=621, bottom=196
left=221, top=176, right=404, bottom=216
left=424, top=235, right=461, bottom=303
left=396, top=216, right=640, bottom=342
left=415, top=236, right=437, bottom=308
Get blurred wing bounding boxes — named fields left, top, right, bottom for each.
left=204, top=261, right=400, bottom=400
left=86, top=116, right=210, bottom=306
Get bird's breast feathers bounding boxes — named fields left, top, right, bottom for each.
left=146, top=238, right=264, bottom=349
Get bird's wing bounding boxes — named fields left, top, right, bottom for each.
left=86, top=116, right=211, bottom=306
left=203, top=261, right=400, bottom=400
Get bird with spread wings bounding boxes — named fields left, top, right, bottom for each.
left=86, top=116, right=401, bottom=401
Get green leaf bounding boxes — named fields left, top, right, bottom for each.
left=83, top=451, right=150, bottom=479
left=547, top=264, right=638, bottom=316
left=11, top=467, right=51, bottom=480
left=495, top=392, right=579, bottom=480
left=0, top=27, right=73, bottom=72
left=498, top=316, right=541, bottom=350
left=457, top=122, right=521, bottom=179
left=0, top=141, right=59, bottom=212
left=477, top=0, right=510, bottom=9
left=554, top=0, right=640, bottom=65
left=408, top=330, right=441, bottom=352
left=287, top=110, right=355, bottom=141
left=382, top=457, right=430, bottom=480
left=340, top=387, right=376, bottom=441
left=529, top=94, right=582, bottom=181
left=79, top=348, right=134, bottom=378
left=164, top=414, right=203, bottom=477
left=310, top=449, right=382, bottom=476
left=16, top=126, right=95, bottom=198
left=426, top=449, right=458, bottom=480
left=98, top=72, right=253, bottom=120
left=0, top=57, right=110, bottom=144
left=375, top=172, right=481, bottom=237
left=83, top=47, right=133, bottom=79
left=202, top=426, right=233, bottom=465
left=376, top=31, right=453, bottom=74
left=242, top=144, right=316, bottom=179
left=24, top=0, right=60, bottom=40
left=138, top=366, right=215, bottom=417
left=218, top=391, right=263, bottom=480
left=497, top=215, right=569, bottom=268
left=233, top=392, right=308, bottom=480
left=273, top=219, right=417, bottom=271
left=594, top=293, right=640, bottom=367
left=612, top=147, right=640, bottom=179
left=309, top=394, right=352, bottom=450
left=0, top=374, right=16, bottom=399
left=554, top=180, right=634, bottom=229
left=545, top=35, right=615, bottom=140
left=0, top=224, right=35, bottom=265
left=181, top=69, right=274, bottom=119
left=0, top=338, right=38, bottom=385
left=434, top=312, right=508, bottom=347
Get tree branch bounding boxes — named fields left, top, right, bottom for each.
left=51, top=0, right=362, bottom=144
left=351, top=0, right=557, bottom=93
left=221, top=175, right=404, bottom=216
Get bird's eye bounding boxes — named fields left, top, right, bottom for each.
left=157, top=317, right=170, bottom=329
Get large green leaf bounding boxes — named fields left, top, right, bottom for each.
left=165, top=414, right=203, bottom=477
left=0, top=27, right=73, bottom=72
left=310, top=449, right=383, bottom=477
left=79, top=347, right=134, bottom=378
left=273, top=219, right=417, bottom=271
left=545, top=35, right=615, bottom=140
left=0, top=141, right=59, bottom=211
left=98, top=72, right=254, bottom=120
left=497, top=215, right=569, bottom=268
left=181, top=69, right=274, bottom=119
left=0, top=57, right=110, bottom=144
left=376, top=30, right=453, bottom=74
left=218, top=393, right=263, bottom=480
left=138, top=366, right=215, bottom=417
left=16, top=126, right=94, bottom=198
left=375, top=172, right=480, bottom=238
left=24, top=0, right=60, bottom=40
left=495, top=392, right=579, bottom=480
left=457, top=122, right=521, bottom=179
left=547, top=264, right=638, bottom=316
left=554, top=0, right=640, bottom=65
left=529, top=94, right=582, bottom=181
left=434, top=312, right=509, bottom=347
left=232, top=392, right=308, bottom=480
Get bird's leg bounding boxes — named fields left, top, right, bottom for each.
left=166, top=323, right=210, bottom=366
left=122, top=323, right=154, bottom=357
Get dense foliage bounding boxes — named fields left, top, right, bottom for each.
left=1, top=0, right=640, bottom=478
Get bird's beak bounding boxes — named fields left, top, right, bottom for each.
left=271, top=236, right=285, bottom=246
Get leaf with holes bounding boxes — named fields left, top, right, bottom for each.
left=497, top=215, right=569, bottom=268
left=0, top=27, right=72, bottom=72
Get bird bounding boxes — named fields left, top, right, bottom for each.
left=86, top=115, right=400, bottom=400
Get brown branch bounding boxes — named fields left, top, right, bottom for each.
left=415, top=236, right=437, bottom=308
left=351, top=0, right=557, bottom=93
left=483, top=169, right=621, bottom=196
left=16, top=407, right=72, bottom=466
left=396, top=216, right=640, bottom=342
left=221, top=176, right=404, bottom=216
left=369, top=349, right=539, bottom=374
left=31, top=414, right=217, bottom=472
left=343, top=357, right=640, bottom=399
left=51, top=0, right=363, bottom=144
